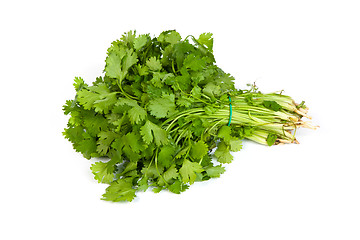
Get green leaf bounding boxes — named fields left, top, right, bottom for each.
left=82, top=112, right=109, bottom=136
left=158, top=145, right=176, bottom=168
left=73, top=76, right=86, bottom=91
left=63, top=125, right=84, bottom=143
left=134, top=34, right=149, bottom=50
left=105, top=49, right=126, bottom=79
left=124, top=132, right=145, bottom=153
left=77, top=83, right=117, bottom=113
left=266, top=133, right=277, bottom=146
left=175, top=146, right=190, bottom=159
left=175, top=69, right=191, bottom=91
left=148, top=94, right=176, bottom=118
left=173, top=41, right=194, bottom=68
left=263, top=100, right=282, bottom=111
left=96, top=131, right=118, bottom=155
left=116, top=97, right=137, bottom=107
left=146, top=56, right=162, bottom=71
left=73, top=133, right=98, bottom=159
left=217, top=125, right=231, bottom=143
left=168, top=179, right=189, bottom=194
left=163, top=165, right=179, bottom=182
left=93, top=92, right=117, bottom=114
left=158, top=30, right=182, bottom=45
left=218, top=72, right=235, bottom=90
left=101, top=178, right=136, bottom=202
left=127, top=105, right=147, bottom=124
left=91, top=161, right=115, bottom=183
left=179, top=159, right=203, bottom=184
left=121, top=30, right=137, bottom=46
left=120, top=162, right=138, bottom=177
left=150, top=72, right=164, bottom=88
left=214, top=141, right=233, bottom=163
left=104, top=48, right=137, bottom=81
left=115, top=97, right=147, bottom=124
left=137, top=64, right=149, bottom=76
left=229, top=137, right=242, bottom=152
left=123, top=144, right=141, bottom=162
left=191, top=85, right=202, bottom=98
left=183, top=53, right=206, bottom=71
left=139, top=121, right=153, bottom=145
left=197, top=32, right=213, bottom=52
left=205, top=165, right=225, bottom=178
left=202, top=82, right=221, bottom=99
left=158, top=164, right=179, bottom=186
left=77, top=88, right=99, bottom=110
left=176, top=96, right=193, bottom=108
left=165, top=31, right=181, bottom=44
left=141, top=162, right=163, bottom=179
left=190, top=140, right=208, bottom=160
left=123, top=48, right=138, bottom=70
left=140, top=120, right=169, bottom=146
left=137, top=176, right=149, bottom=192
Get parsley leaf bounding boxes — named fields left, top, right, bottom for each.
left=127, top=105, right=147, bottom=124
left=179, top=159, right=203, bottom=184
left=266, top=133, right=278, bottom=146
left=214, top=141, right=233, bottom=163
left=190, top=140, right=208, bottom=160
left=263, top=100, right=282, bottom=111
left=140, top=120, right=169, bottom=146
left=158, top=145, right=176, bottom=168
left=91, top=160, right=115, bottom=184
left=146, top=56, right=162, bottom=71
left=102, top=178, right=136, bottom=202
left=148, top=94, right=176, bottom=118
left=133, top=34, right=149, bottom=50
left=205, top=165, right=226, bottom=178
left=197, top=32, right=214, bottom=52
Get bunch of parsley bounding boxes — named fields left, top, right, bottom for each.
left=63, top=30, right=315, bottom=202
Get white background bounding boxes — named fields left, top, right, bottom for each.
left=1, top=0, right=359, bottom=239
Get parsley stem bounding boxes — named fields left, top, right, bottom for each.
left=171, top=60, right=176, bottom=75
left=117, top=79, right=137, bottom=100
left=154, top=148, right=169, bottom=187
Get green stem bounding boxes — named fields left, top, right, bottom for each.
left=117, top=79, right=137, bottom=100
left=154, top=148, right=169, bottom=187
left=160, top=90, right=303, bottom=146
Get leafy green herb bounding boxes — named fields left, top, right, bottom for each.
left=263, top=100, right=282, bottom=111
left=63, top=30, right=316, bottom=202
left=266, top=133, right=278, bottom=146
